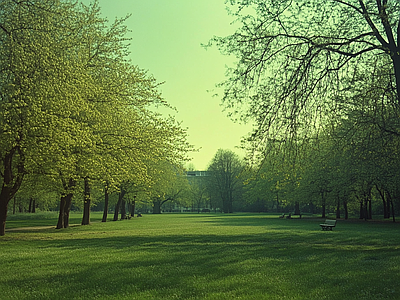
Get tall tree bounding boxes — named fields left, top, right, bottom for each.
left=146, top=161, right=190, bottom=214
left=210, top=0, right=400, bottom=154
left=207, top=149, right=244, bottom=213
left=0, top=0, right=193, bottom=235
left=0, top=0, right=93, bottom=235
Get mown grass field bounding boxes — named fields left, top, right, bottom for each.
left=1, top=212, right=400, bottom=299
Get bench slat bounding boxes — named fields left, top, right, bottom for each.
left=319, top=219, right=337, bottom=231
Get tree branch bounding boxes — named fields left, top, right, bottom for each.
left=376, top=0, right=397, bottom=49
left=358, top=0, right=389, bottom=47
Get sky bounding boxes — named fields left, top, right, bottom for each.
left=90, top=0, right=252, bottom=170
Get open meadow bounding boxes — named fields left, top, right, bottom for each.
left=1, top=213, right=400, bottom=300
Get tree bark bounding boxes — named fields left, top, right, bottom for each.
left=113, top=189, right=126, bottom=221
left=121, top=200, right=127, bottom=219
left=321, top=192, right=326, bottom=219
left=343, top=199, right=348, bottom=220
left=391, top=198, right=396, bottom=223
left=102, top=185, right=109, bottom=222
left=376, top=185, right=388, bottom=218
left=359, top=199, right=364, bottom=219
left=0, top=194, right=10, bottom=236
left=368, top=197, right=372, bottom=219
left=56, top=178, right=75, bottom=229
left=63, top=193, right=73, bottom=228
left=0, top=147, right=25, bottom=236
left=130, top=200, right=136, bottom=217
left=336, top=197, right=340, bottom=219
left=153, top=200, right=162, bottom=214
left=294, top=201, right=300, bottom=215
left=391, top=55, right=400, bottom=105
left=387, top=191, right=396, bottom=222
left=276, top=193, right=280, bottom=213
left=56, top=195, right=67, bottom=229
left=81, top=177, right=91, bottom=225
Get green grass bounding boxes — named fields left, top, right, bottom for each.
left=1, top=213, right=400, bottom=299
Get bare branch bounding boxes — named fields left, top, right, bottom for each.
left=358, top=0, right=389, bottom=47
left=333, top=0, right=363, bottom=14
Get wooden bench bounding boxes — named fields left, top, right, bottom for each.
left=319, top=219, right=337, bottom=231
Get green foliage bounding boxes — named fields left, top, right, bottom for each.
left=0, top=0, right=193, bottom=233
left=210, top=1, right=400, bottom=219
left=207, top=149, right=245, bottom=213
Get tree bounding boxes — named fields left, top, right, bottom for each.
left=0, top=0, right=193, bottom=235
left=207, top=149, right=244, bottom=213
left=187, top=174, right=209, bottom=213
left=210, top=0, right=400, bottom=155
left=146, top=161, right=190, bottom=214
left=0, top=0, right=96, bottom=235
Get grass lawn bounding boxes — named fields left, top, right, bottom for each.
left=1, top=212, right=400, bottom=300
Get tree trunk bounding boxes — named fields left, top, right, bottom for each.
left=56, top=195, right=67, bottom=229
left=102, top=185, right=109, bottom=222
left=81, top=177, right=91, bottom=225
left=0, top=186, right=23, bottom=236
left=368, top=197, right=372, bottom=219
left=113, top=189, right=126, bottom=221
left=56, top=178, right=75, bottom=229
left=390, top=54, right=400, bottom=106
left=321, top=192, right=326, bottom=219
left=63, top=194, right=73, bottom=228
left=153, top=200, right=162, bottom=214
left=276, top=193, right=280, bottom=213
left=29, top=198, right=33, bottom=213
left=0, top=147, right=25, bottom=236
left=121, top=200, right=127, bottom=219
left=364, top=198, right=368, bottom=221
left=376, top=185, right=389, bottom=218
left=359, top=200, right=364, bottom=219
left=32, top=199, right=36, bottom=213
left=391, top=198, right=396, bottom=222
left=294, top=201, right=300, bottom=215
left=0, top=192, right=10, bottom=236
left=343, top=199, right=348, bottom=220
left=336, top=197, right=340, bottom=219
left=113, top=201, right=120, bottom=221
left=130, top=200, right=136, bottom=217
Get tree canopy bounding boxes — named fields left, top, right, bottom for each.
left=207, top=0, right=400, bottom=219
left=0, top=0, right=192, bottom=235
left=210, top=0, right=400, bottom=154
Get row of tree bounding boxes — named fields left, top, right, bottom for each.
left=201, top=0, right=400, bottom=220
left=0, top=0, right=192, bottom=235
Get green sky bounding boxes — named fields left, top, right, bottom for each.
left=94, top=0, right=252, bottom=170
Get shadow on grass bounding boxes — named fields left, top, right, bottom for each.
left=2, top=226, right=400, bottom=299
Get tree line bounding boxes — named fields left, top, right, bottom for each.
left=0, top=0, right=192, bottom=235
left=201, top=0, right=400, bottom=220
left=4, top=0, right=400, bottom=231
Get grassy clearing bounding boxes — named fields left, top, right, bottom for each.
left=1, top=213, right=400, bottom=299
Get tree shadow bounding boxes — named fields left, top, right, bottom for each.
left=2, top=228, right=400, bottom=299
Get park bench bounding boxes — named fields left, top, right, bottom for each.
left=319, top=219, right=337, bottom=231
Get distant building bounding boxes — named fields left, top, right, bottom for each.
left=186, top=171, right=210, bottom=177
